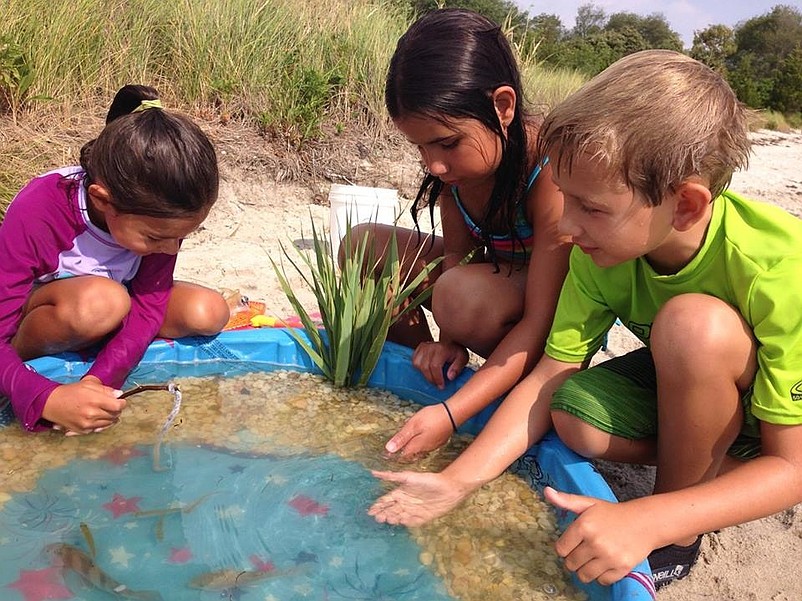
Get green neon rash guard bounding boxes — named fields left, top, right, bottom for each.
left=546, top=190, right=802, bottom=426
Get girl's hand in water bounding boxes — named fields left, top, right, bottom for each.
left=384, top=403, right=454, bottom=459
left=368, top=469, right=471, bottom=526
left=412, top=340, right=469, bottom=388
left=42, top=377, right=125, bottom=435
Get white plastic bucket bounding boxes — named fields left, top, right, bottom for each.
left=328, top=184, right=401, bottom=258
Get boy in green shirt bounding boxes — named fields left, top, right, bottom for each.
left=369, top=49, right=802, bottom=589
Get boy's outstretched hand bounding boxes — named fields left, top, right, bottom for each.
left=368, top=469, right=471, bottom=526
left=544, top=486, right=656, bottom=586
left=41, top=376, right=125, bottom=435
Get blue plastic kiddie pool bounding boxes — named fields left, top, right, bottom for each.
left=9, top=328, right=655, bottom=601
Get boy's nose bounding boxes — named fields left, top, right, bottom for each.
left=558, top=206, right=581, bottom=238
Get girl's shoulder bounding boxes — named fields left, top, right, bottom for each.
left=12, top=166, right=83, bottom=204
left=5, top=167, right=84, bottom=228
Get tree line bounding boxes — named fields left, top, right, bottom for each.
left=405, top=1, right=802, bottom=116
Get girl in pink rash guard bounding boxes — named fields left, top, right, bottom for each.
left=0, top=85, right=229, bottom=434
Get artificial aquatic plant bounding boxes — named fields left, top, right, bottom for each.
left=271, top=217, right=441, bottom=387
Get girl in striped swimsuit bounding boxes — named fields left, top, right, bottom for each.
left=349, top=8, right=571, bottom=458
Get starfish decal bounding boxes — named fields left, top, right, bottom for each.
left=109, top=545, right=135, bottom=568
left=168, top=547, right=193, bottom=564
left=288, top=495, right=329, bottom=517
left=249, top=554, right=275, bottom=573
left=102, top=493, right=142, bottom=518
left=8, top=567, right=72, bottom=601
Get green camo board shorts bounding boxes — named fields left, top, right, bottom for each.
left=551, top=347, right=762, bottom=460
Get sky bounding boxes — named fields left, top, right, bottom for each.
left=516, top=1, right=793, bottom=47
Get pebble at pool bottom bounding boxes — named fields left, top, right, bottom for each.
left=0, top=371, right=583, bottom=601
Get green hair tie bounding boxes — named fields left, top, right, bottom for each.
left=131, top=99, right=163, bottom=113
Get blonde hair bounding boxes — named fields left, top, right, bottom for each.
left=538, top=50, right=752, bottom=206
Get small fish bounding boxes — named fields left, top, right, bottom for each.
left=134, top=492, right=214, bottom=519
left=47, top=543, right=163, bottom=600
left=135, top=492, right=214, bottom=542
left=79, top=522, right=96, bottom=558
left=188, top=566, right=292, bottom=591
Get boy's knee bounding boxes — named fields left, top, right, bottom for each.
left=652, top=293, right=756, bottom=386
left=652, top=293, right=751, bottom=354
left=551, top=409, right=607, bottom=458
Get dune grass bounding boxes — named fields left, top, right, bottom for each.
left=0, top=0, right=583, bottom=214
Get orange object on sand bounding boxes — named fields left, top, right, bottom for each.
left=223, top=301, right=267, bottom=331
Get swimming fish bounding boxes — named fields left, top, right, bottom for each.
left=79, top=522, right=96, bottom=558
left=134, top=492, right=215, bottom=542
left=188, top=565, right=304, bottom=591
left=47, top=543, right=163, bottom=601
left=134, top=491, right=214, bottom=519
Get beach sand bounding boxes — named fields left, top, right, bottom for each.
left=175, top=128, right=802, bottom=600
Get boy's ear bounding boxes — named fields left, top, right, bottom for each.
left=491, top=86, right=516, bottom=131
left=672, top=180, right=713, bottom=231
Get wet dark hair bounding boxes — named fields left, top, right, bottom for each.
left=386, top=8, right=530, bottom=265
left=78, top=84, right=218, bottom=218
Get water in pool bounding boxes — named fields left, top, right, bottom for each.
left=0, top=371, right=585, bottom=601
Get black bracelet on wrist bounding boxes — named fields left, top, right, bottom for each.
left=441, top=401, right=458, bottom=433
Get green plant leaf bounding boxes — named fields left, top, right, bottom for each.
left=271, top=209, right=441, bottom=387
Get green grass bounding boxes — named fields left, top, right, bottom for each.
left=751, top=109, right=802, bottom=133
left=0, top=0, right=584, bottom=216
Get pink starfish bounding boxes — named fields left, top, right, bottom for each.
left=289, top=494, right=329, bottom=517
left=102, top=493, right=142, bottom=518
left=249, top=555, right=275, bottom=573
left=168, top=547, right=193, bottom=564
left=8, top=567, right=72, bottom=601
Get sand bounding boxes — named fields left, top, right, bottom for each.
left=174, top=129, right=802, bottom=600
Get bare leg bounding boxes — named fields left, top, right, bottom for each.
left=650, top=294, right=756, bottom=494
left=345, top=223, right=444, bottom=349
left=158, top=281, right=229, bottom=339
left=12, top=276, right=130, bottom=360
left=432, top=262, right=527, bottom=358
left=553, top=293, right=757, bottom=547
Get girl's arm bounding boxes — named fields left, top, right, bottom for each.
left=85, top=253, right=176, bottom=388
left=0, top=175, right=77, bottom=429
left=434, top=161, right=570, bottom=429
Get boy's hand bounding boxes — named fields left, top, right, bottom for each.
left=412, top=340, right=469, bottom=388
left=368, top=469, right=470, bottom=526
left=545, top=486, right=655, bottom=585
left=384, top=404, right=454, bottom=459
left=41, top=377, right=125, bottom=435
